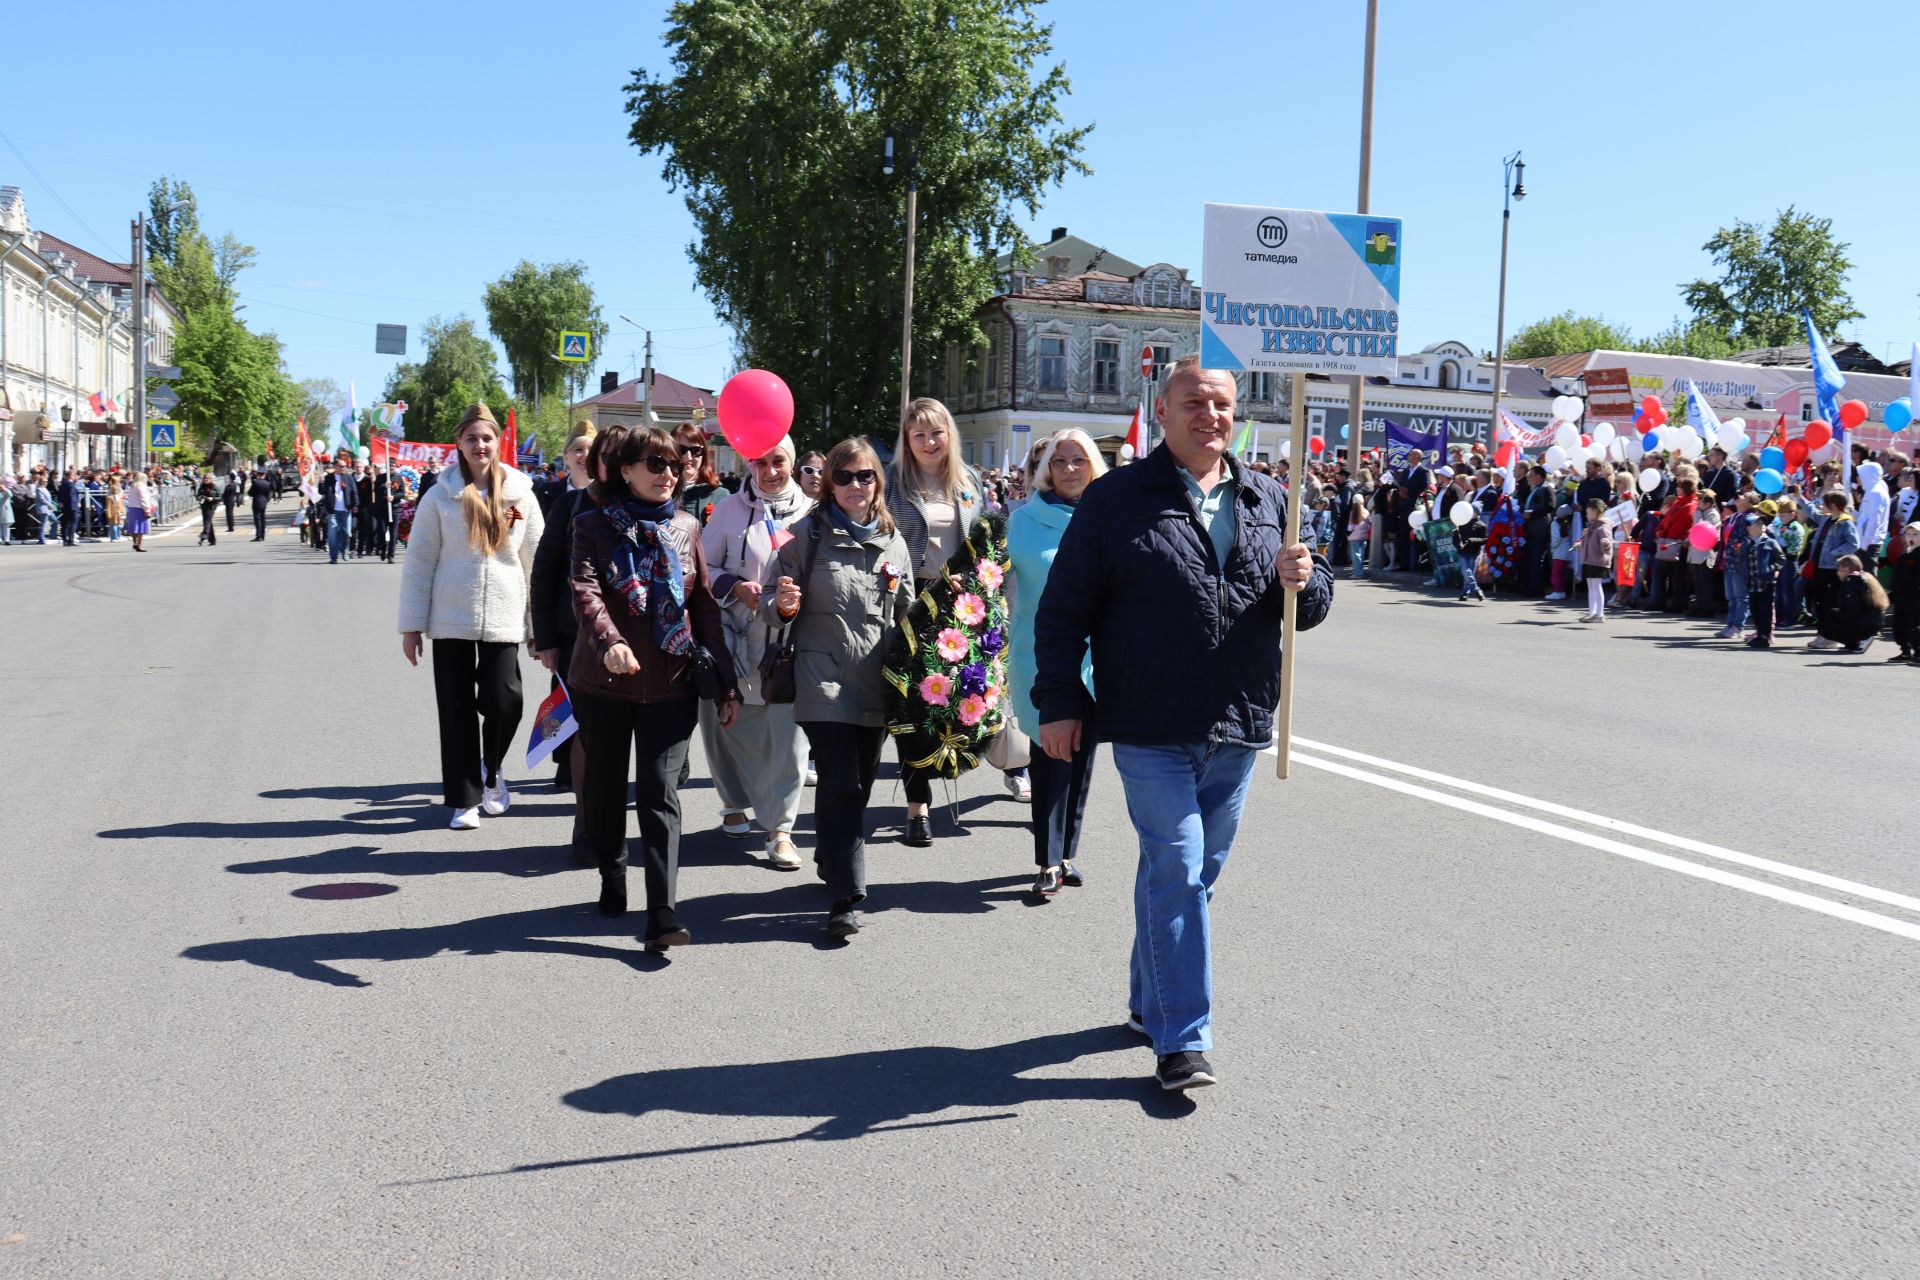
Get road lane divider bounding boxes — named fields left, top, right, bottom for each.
left=1285, top=749, right=1920, bottom=944
left=1288, top=735, right=1920, bottom=918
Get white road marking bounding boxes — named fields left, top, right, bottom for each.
left=1285, top=750, right=1920, bottom=944
left=1290, top=735, right=1920, bottom=917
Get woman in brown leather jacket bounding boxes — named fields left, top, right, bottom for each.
left=569, top=426, right=739, bottom=951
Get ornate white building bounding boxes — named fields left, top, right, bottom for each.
left=0, top=186, right=175, bottom=473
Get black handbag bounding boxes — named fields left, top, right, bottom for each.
left=758, top=520, right=821, bottom=705
left=687, top=644, right=728, bottom=702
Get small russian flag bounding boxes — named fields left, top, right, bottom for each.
left=767, top=513, right=794, bottom=552
left=525, top=680, right=579, bottom=768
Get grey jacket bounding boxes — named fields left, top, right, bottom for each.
left=885, top=462, right=984, bottom=580
left=765, top=508, right=914, bottom=727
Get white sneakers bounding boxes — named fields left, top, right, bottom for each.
left=449, top=806, right=481, bottom=830
left=481, top=777, right=510, bottom=816
left=1544, top=592, right=1568, bottom=602
left=1005, top=772, right=1032, bottom=803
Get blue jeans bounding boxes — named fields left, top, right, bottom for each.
left=327, top=510, right=352, bottom=561
left=1725, top=568, right=1748, bottom=630
left=1349, top=537, right=1367, bottom=576
left=1112, top=740, right=1259, bottom=1054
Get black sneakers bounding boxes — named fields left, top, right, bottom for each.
left=1156, top=1052, right=1217, bottom=1092
left=902, top=815, right=933, bottom=848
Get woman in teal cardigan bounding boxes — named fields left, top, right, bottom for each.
left=1006, top=429, right=1105, bottom=898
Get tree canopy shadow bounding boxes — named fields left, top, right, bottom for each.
left=226, top=843, right=583, bottom=880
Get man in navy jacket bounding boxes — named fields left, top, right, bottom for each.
left=1032, top=355, right=1334, bottom=1093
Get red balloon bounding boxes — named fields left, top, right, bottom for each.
left=1641, top=395, right=1662, bottom=418
left=1579, top=434, right=1592, bottom=447
left=715, top=370, right=796, bottom=460
left=1804, top=420, right=1832, bottom=451
left=1784, top=439, right=1810, bottom=468
left=1308, top=436, right=1325, bottom=454
left=1838, top=399, right=1868, bottom=430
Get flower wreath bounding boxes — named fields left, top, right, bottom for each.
left=1485, top=499, right=1523, bottom=579
left=882, top=514, right=1012, bottom=780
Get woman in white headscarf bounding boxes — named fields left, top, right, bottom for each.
left=698, top=433, right=813, bottom=868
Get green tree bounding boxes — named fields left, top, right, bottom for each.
left=483, top=260, right=607, bottom=410
left=383, top=316, right=510, bottom=442
left=1639, top=316, right=1740, bottom=360
left=171, top=311, right=298, bottom=459
left=1681, top=207, right=1862, bottom=349
left=626, top=0, right=1091, bottom=444
left=296, top=377, right=346, bottom=435
left=1504, top=311, right=1637, bottom=359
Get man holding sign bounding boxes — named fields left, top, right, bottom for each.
left=1032, top=355, right=1333, bottom=1092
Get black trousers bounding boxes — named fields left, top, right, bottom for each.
left=251, top=506, right=268, bottom=539
left=199, top=503, right=218, bottom=544
left=430, top=639, right=524, bottom=808
left=1750, top=584, right=1776, bottom=641
left=223, top=500, right=237, bottom=532
left=575, top=692, right=697, bottom=927
left=802, top=721, right=885, bottom=904
left=1029, top=718, right=1096, bottom=869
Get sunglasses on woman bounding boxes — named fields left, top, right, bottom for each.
left=678, top=444, right=705, bottom=459
left=798, top=465, right=823, bottom=477
left=832, top=468, right=879, bottom=487
left=641, top=454, right=678, bottom=475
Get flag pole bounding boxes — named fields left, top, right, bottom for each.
left=1276, top=370, right=1308, bottom=780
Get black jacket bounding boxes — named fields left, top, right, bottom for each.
left=248, top=474, right=274, bottom=507
left=1032, top=445, right=1335, bottom=750
left=221, top=477, right=241, bottom=506
left=318, top=472, right=359, bottom=513
left=530, top=486, right=591, bottom=652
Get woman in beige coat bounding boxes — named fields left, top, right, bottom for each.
left=397, top=403, right=545, bottom=829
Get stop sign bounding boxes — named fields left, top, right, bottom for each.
left=1139, top=345, right=1154, bottom=379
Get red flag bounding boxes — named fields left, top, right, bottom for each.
left=502, top=407, right=519, bottom=470
left=294, top=416, right=312, bottom=480
left=1763, top=413, right=1787, bottom=453
left=1124, top=402, right=1145, bottom=457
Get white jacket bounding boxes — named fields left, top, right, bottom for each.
left=1855, top=461, right=1889, bottom=549
left=396, top=465, right=545, bottom=642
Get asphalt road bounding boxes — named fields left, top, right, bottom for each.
left=3, top=509, right=1915, bottom=1279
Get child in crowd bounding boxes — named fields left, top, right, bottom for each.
left=1741, top=511, right=1785, bottom=650
left=1577, top=498, right=1613, bottom=622
left=1827, top=555, right=1888, bottom=654
left=1718, top=496, right=1752, bottom=640
left=1546, top=505, right=1575, bottom=601
left=1345, top=486, right=1370, bottom=578
left=1776, top=501, right=1809, bottom=626
left=1890, top=522, right=1920, bottom=662
left=1456, top=504, right=1488, bottom=602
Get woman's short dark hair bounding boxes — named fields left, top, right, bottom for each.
left=593, top=426, right=684, bottom=505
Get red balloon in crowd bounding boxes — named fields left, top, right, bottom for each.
left=1579, top=434, right=1592, bottom=447
left=1783, top=438, right=1810, bottom=468
left=1641, top=395, right=1662, bottom=418
left=1838, top=400, right=1868, bottom=430
left=1804, top=420, right=1832, bottom=450
left=1308, top=436, right=1325, bottom=454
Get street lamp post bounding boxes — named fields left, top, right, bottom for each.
left=1488, top=152, right=1526, bottom=452
left=884, top=131, right=917, bottom=424
left=133, top=197, right=189, bottom=476
left=617, top=314, right=654, bottom=421
left=59, top=402, right=72, bottom=475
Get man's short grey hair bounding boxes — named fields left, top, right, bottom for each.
left=1158, top=353, right=1231, bottom=405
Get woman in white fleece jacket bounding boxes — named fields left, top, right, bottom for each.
left=398, top=403, right=546, bottom=829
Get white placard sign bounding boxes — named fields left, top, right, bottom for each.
left=1200, top=204, right=1404, bottom=377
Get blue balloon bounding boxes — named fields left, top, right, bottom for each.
left=1339, top=424, right=1349, bottom=440
left=1888, top=398, right=1913, bottom=433
left=1642, top=429, right=1660, bottom=450
left=1754, top=468, right=1785, bottom=495
left=1760, top=446, right=1786, bottom=471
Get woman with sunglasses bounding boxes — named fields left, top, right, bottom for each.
left=767, top=439, right=914, bottom=939
left=570, top=426, right=739, bottom=952
left=1007, top=430, right=1107, bottom=898
left=886, top=398, right=1029, bottom=847
left=674, top=424, right=725, bottom=526
left=698, top=433, right=812, bottom=867
left=531, top=423, right=628, bottom=854
left=795, top=450, right=827, bottom=501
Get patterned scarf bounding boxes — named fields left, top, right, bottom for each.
left=605, top=499, right=693, bottom=656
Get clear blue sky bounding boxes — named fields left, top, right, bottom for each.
left=6, top=0, right=1916, bottom=406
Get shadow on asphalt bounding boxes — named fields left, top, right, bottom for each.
left=226, top=843, right=585, bottom=880
left=390, top=1026, right=1188, bottom=1183
left=179, top=876, right=1033, bottom=987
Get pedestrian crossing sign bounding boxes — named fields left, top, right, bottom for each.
left=147, top=420, right=180, bottom=450
left=558, top=331, right=590, bottom=363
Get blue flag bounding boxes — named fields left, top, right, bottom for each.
left=1802, top=308, right=1847, bottom=436
left=1384, top=419, right=1445, bottom=472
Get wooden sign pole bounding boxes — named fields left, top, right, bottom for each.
left=1276, top=371, right=1309, bottom=779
